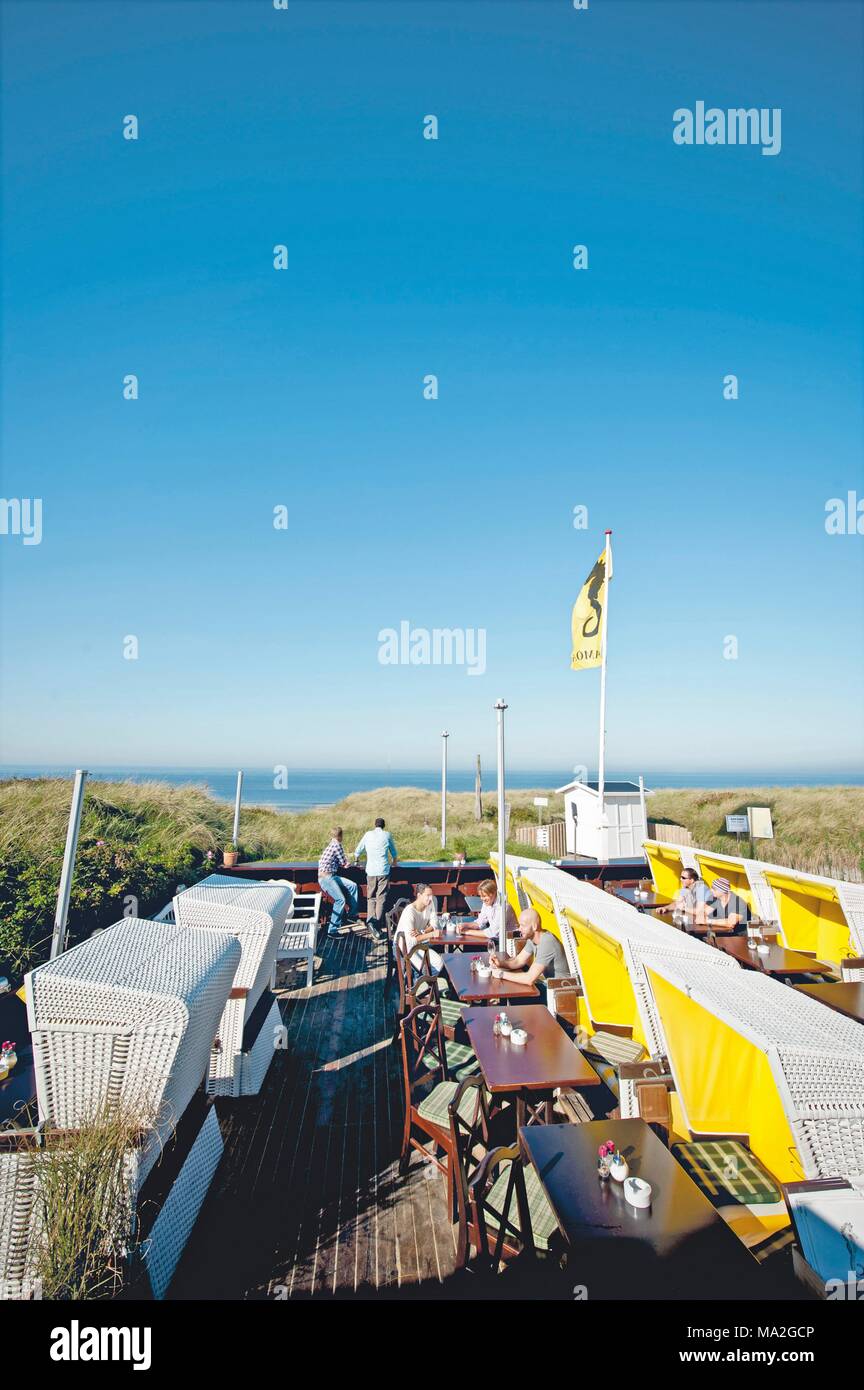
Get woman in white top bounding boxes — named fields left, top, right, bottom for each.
left=395, top=883, right=443, bottom=975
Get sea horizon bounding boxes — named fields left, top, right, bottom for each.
left=1, top=764, right=862, bottom=814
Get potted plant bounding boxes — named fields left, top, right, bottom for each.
left=223, top=841, right=240, bottom=868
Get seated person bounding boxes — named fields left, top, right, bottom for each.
left=473, top=878, right=519, bottom=940
left=394, top=883, right=443, bottom=974
left=488, top=907, right=568, bottom=990
left=705, top=876, right=751, bottom=934
left=654, top=867, right=712, bottom=924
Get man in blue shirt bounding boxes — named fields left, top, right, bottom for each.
left=354, top=817, right=398, bottom=941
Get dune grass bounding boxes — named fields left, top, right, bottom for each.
left=1, top=776, right=861, bottom=978
left=647, top=786, right=864, bottom=880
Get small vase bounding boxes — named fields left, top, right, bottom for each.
left=610, top=1159, right=629, bottom=1183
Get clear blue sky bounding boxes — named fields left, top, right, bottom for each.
left=1, top=0, right=862, bottom=777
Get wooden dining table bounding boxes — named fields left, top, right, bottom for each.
left=443, top=951, right=539, bottom=1004
left=712, top=937, right=834, bottom=978
left=462, top=1005, right=601, bottom=1126
left=794, top=980, right=864, bottom=1023
left=613, top=886, right=672, bottom=912
left=424, top=928, right=492, bottom=951
left=519, top=1117, right=767, bottom=1299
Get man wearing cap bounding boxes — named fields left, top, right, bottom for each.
left=706, top=877, right=751, bottom=934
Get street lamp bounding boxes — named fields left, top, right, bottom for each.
left=494, top=700, right=508, bottom=955
left=441, top=731, right=449, bottom=850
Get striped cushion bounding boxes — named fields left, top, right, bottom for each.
left=417, top=1079, right=486, bottom=1129
left=486, top=1162, right=559, bottom=1252
left=584, top=1031, right=646, bottom=1066
left=672, top=1140, right=782, bottom=1206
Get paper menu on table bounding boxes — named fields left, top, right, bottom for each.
left=786, top=1178, right=864, bottom=1285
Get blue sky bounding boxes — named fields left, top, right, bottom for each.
left=1, top=0, right=862, bottom=777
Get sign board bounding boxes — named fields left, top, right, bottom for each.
left=725, top=815, right=749, bottom=834
left=747, top=806, right=774, bottom=840
left=533, top=797, right=549, bottom=807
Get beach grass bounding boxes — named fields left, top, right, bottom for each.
left=1, top=776, right=861, bottom=977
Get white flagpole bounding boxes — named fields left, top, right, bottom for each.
left=597, top=530, right=612, bottom=845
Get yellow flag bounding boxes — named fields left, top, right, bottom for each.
left=571, top=547, right=609, bottom=670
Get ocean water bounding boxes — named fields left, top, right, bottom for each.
left=1, top=766, right=861, bottom=813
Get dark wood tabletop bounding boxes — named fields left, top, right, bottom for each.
left=519, top=1117, right=766, bottom=1299
left=463, top=1006, right=601, bottom=1094
left=794, top=980, right=864, bottom=1023
left=713, top=937, right=834, bottom=977
left=424, top=929, right=491, bottom=950
left=443, top=951, right=539, bottom=1003
left=613, top=886, right=672, bottom=911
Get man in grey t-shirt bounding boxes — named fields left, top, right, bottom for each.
left=488, top=908, right=569, bottom=989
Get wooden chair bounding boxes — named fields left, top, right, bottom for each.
left=394, top=934, right=467, bottom=1036
left=466, top=1144, right=560, bottom=1275
left=384, top=897, right=411, bottom=988
left=409, top=972, right=478, bottom=1079
left=398, top=1002, right=478, bottom=1213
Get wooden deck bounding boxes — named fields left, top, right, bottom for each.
left=170, top=928, right=463, bottom=1300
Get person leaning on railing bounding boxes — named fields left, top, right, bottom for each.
left=317, top=827, right=360, bottom=938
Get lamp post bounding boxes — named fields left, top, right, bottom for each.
left=494, top=699, right=508, bottom=955
left=440, top=731, right=449, bottom=851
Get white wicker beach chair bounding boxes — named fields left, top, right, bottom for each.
left=640, top=952, right=864, bottom=1183
left=0, top=1148, right=39, bottom=1297
left=25, top=918, right=240, bottom=1177
left=172, top=875, right=294, bottom=1097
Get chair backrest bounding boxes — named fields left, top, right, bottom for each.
left=448, top=1074, right=492, bottom=1255
left=25, top=919, right=240, bottom=1180
left=468, top=1143, right=535, bottom=1272
left=407, top=969, right=443, bottom=1014
left=173, top=875, right=294, bottom=1018
left=398, top=1003, right=447, bottom=1108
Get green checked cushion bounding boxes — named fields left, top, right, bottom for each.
left=486, top=1162, right=559, bottom=1252
left=422, top=1041, right=479, bottom=1082
left=672, top=1140, right=782, bottom=1207
left=440, top=998, right=469, bottom=1027
left=417, top=1079, right=486, bottom=1129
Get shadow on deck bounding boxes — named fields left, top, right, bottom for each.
left=170, top=929, right=465, bottom=1300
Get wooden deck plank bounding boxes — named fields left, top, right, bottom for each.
left=169, top=925, right=461, bottom=1300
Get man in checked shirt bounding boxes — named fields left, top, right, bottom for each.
left=317, top=827, right=360, bottom=938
